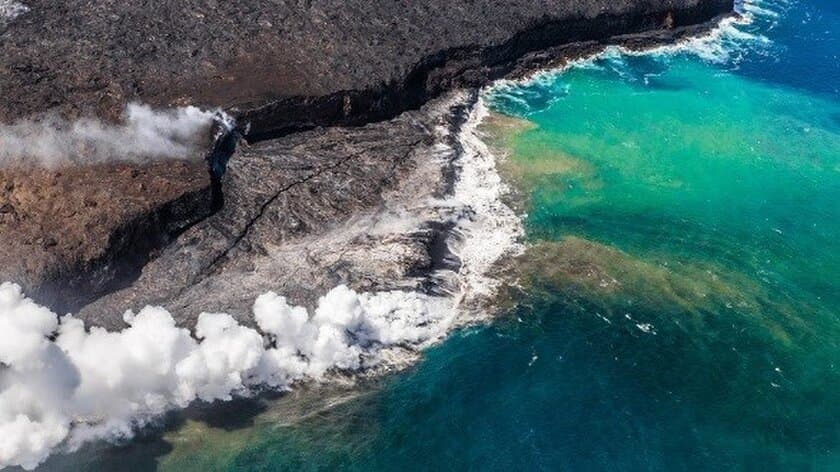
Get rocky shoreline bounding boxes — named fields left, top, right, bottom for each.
left=1, top=1, right=734, bottom=123
left=0, top=1, right=735, bottom=329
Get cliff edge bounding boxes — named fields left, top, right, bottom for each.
left=0, top=0, right=734, bottom=326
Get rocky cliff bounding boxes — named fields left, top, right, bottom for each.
left=0, top=0, right=734, bottom=327
left=2, top=1, right=732, bottom=128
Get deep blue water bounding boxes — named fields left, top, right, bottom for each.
left=36, top=1, right=839, bottom=470
left=736, top=0, right=838, bottom=98
left=159, top=1, right=840, bottom=469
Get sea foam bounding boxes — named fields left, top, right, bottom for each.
left=0, top=89, right=524, bottom=469
left=441, top=96, right=525, bottom=307
left=0, top=1, right=776, bottom=466
left=485, top=0, right=781, bottom=116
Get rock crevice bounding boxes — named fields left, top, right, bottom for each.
left=0, top=0, right=735, bottom=326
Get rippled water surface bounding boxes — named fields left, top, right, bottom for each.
left=37, top=0, right=839, bottom=470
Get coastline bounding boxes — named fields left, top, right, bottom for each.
left=0, top=2, right=736, bottom=315
left=6, top=0, right=840, bottom=469
left=0, top=9, right=745, bottom=470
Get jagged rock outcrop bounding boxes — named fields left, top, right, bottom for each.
left=1, top=1, right=733, bottom=130
left=78, top=96, right=465, bottom=329
left=0, top=0, right=734, bottom=326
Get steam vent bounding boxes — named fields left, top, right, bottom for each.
left=12, top=1, right=840, bottom=471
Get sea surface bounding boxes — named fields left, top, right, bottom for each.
left=38, top=0, right=839, bottom=470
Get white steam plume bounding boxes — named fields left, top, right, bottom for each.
left=0, top=103, right=222, bottom=167
left=0, top=282, right=453, bottom=470
left=0, top=1, right=28, bottom=25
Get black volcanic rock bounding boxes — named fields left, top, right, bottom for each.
left=1, top=0, right=732, bottom=127
left=0, top=0, right=735, bottom=327
left=77, top=99, right=454, bottom=329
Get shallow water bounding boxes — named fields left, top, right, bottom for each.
left=35, top=0, right=839, bottom=470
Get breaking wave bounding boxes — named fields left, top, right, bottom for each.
left=486, top=0, right=781, bottom=115
left=0, top=89, right=524, bottom=469
left=444, top=98, right=525, bottom=306
left=0, top=1, right=777, bottom=466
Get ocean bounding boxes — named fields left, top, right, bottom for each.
left=34, top=0, right=839, bottom=470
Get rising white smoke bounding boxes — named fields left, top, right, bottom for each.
left=0, top=1, right=28, bottom=26
left=0, top=103, right=222, bottom=167
left=0, top=282, right=453, bottom=470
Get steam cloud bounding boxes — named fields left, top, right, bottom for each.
left=0, top=282, right=452, bottom=469
left=0, top=103, right=221, bottom=167
left=0, top=1, right=28, bottom=26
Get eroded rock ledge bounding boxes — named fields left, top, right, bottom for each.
left=1, top=0, right=732, bottom=130
left=79, top=96, right=466, bottom=329
left=0, top=0, right=734, bottom=327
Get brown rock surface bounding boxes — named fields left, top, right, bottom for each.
left=1, top=0, right=732, bottom=131
left=0, top=161, right=209, bottom=312
left=0, top=0, right=735, bottom=326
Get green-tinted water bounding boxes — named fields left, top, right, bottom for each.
left=34, top=1, right=840, bottom=470
left=477, top=45, right=840, bottom=466
left=488, top=55, right=840, bottom=308
left=149, top=25, right=839, bottom=471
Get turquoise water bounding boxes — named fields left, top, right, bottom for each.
left=36, top=0, right=840, bottom=470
